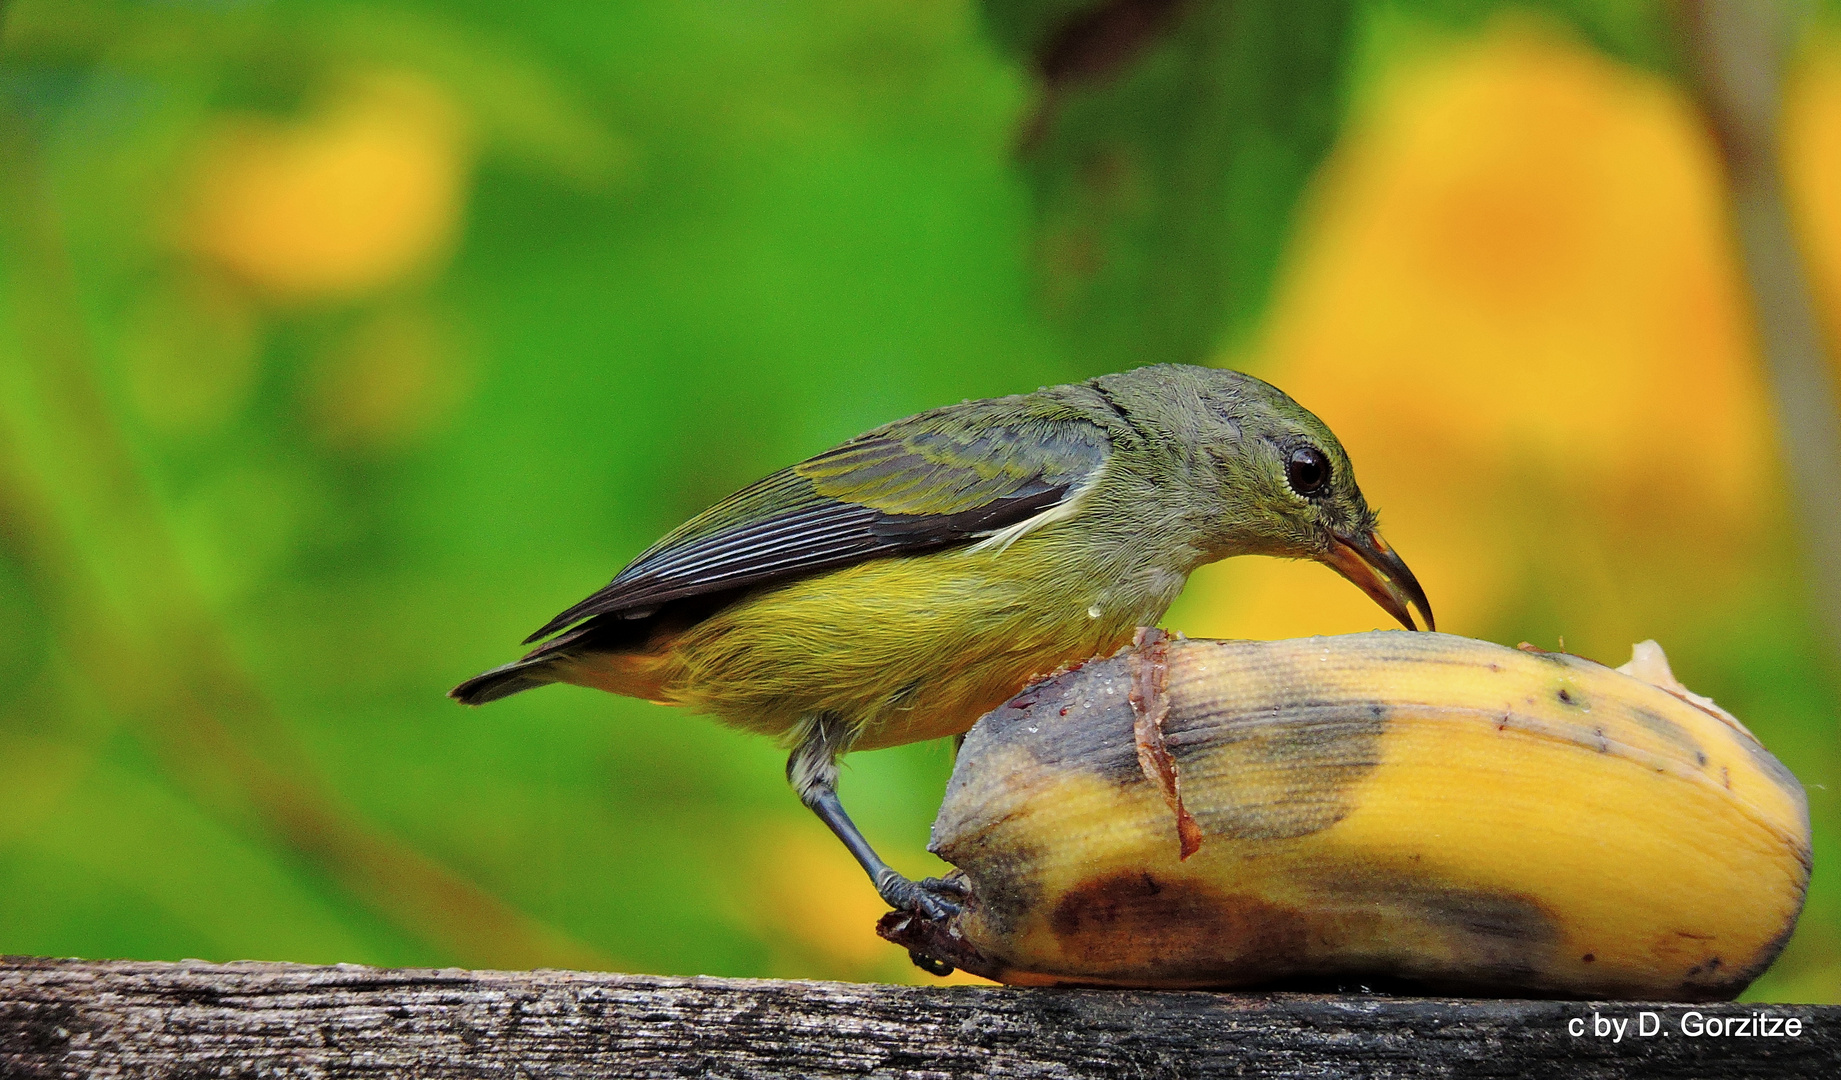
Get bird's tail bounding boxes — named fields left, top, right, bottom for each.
left=451, top=613, right=666, bottom=706
left=449, top=654, right=562, bottom=705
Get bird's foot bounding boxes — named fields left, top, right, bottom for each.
left=875, top=869, right=965, bottom=921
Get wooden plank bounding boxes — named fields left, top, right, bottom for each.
left=0, top=957, right=1834, bottom=1078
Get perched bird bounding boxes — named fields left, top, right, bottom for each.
left=452, top=364, right=1432, bottom=918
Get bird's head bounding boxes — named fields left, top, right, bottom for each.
left=1096, top=364, right=1435, bottom=633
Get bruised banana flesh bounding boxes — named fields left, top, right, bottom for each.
left=879, top=631, right=1810, bottom=1000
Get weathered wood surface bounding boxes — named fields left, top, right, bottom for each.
left=0, top=957, right=1834, bottom=1079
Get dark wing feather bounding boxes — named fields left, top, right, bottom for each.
left=523, top=395, right=1116, bottom=643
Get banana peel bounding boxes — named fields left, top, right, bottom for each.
left=878, top=630, right=1810, bottom=1000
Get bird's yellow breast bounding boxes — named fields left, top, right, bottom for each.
left=555, top=533, right=1183, bottom=750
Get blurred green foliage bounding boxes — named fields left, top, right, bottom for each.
left=983, top=0, right=1354, bottom=366
left=0, top=0, right=1836, bottom=999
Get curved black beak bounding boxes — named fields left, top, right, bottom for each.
left=1320, top=529, right=1435, bottom=632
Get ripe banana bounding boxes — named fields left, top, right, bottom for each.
left=879, top=630, right=1810, bottom=1000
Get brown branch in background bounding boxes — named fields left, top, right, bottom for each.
left=1036, top=0, right=1187, bottom=86
left=0, top=104, right=615, bottom=973
left=1678, top=0, right=1841, bottom=676
left=1017, top=0, right=1188, bottom=152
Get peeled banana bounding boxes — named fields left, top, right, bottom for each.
left=879, top=630, right=1810, bottom=1000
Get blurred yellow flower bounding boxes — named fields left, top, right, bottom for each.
left=181, top=72, right=471, bottom=303
left=736, top=821, right=906, bottom=978
left=1785, top=37, right=1841, bottom=376
left=1174, top=25, right=1786, bottom=659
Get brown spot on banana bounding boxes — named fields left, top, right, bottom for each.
left=1048, top=872, right=1311, bottom=984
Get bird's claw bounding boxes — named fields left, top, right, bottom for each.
left=876, top=870, right=964, bottom=921
left=874, top=878, right=976, bottom=979
left=917, top=875, right=970, bottom=899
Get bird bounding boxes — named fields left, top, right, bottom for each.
left=451, top=363, right=1433, bottom=919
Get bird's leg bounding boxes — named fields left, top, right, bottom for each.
left=787, top=715, right=964, bottom=921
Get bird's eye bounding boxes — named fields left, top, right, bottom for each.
left=1287, top=446, right=1329, bottom=496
